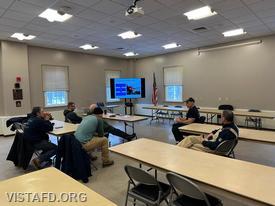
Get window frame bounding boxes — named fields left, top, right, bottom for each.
left=163, top=66, right=184, bottom=103
left=41, top=64, right=69, bottom=108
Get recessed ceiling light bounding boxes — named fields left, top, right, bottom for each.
left=118, top=31, right=142, bottom=39
left=123, top=52, right=139, bottom=57
left=223, top=28, right=247, bottom=37
left=162, top=43, right=181, bottom=50
left=80, top=44, right=99, bottom=50
left=184, top=6, right=217, bottom=20
left=39, top=8, right=72, bottom=22
left=11, top=33, right=36, bottom=41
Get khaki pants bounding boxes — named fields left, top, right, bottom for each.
left=177, top=135, right=213, bottom=153
left=83, top=137, right=110, bottom=163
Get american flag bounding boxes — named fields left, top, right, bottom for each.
left=152, top=72, right=158, bottom=106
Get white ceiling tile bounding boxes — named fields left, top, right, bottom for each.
left=0, top=0, right=14, bottom=9
left=92, top=0, right=125, bottom=15
left=66, top=0, right=101, bottom=7
left=2, top=10, right=36, bottom=22
left=9, top=1, right=44, bottom=15
left=21, top=0, right=56, bottom=7
left=0, top=17, right=27, bottom=28
left=77, top=8, right=107, bottom=21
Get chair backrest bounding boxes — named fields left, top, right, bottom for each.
left=14, top=123, right=24, bottom=134
left=124, top=165, right=158, bottom=186
left=215, top=139, right=237, bottom=156
left=97, top=102, right=105, bottom=107
left=218, top=104, right=234, bottom=111
left=198, top=116, right=206, bottom=124
left=166, top=173, right=211, bottom=206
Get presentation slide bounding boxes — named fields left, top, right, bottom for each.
left=111, top=78, right=145, bottom=99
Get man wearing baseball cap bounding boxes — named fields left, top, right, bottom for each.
left=172, top=97, right=200, bottom=142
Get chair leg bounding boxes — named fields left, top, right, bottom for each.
left=133, top=198, right=136, bottom=206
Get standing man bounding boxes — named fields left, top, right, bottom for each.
left=24, top=107, right=57, bottom=169
left=172, top=97, right=200, bottom=142
left=74, top=107, right=114, bottom=167
left=64, top=102, right=82, bottom=124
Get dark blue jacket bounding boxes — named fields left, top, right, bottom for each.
left=55, top=134, right=91, bottom=183
left=202, top=123, right=239, bottom=150
left=24, top=116, right=53, bottom=143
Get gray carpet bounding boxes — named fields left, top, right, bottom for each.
left=1, top=119, right=275, bottom=206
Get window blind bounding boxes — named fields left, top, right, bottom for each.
left=42, top=65, right=69, bottom=91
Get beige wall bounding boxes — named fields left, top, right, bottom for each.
left=0, top=41, right=31, bottom=116
left=134, top=35, right=275, bottom=110
left=0, top=46, right=3, bottom=115
left=28, top=46, right=130, bottom=110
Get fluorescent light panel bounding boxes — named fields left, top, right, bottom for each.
left=80, top=44, right=98, bottom=50
left=223, top=28, right=246, bottom=37
left=162, top=43, right=181, bottom=49
left=118, top=31, right=142, bottom=39
left=184, top=6, right=217, bottom=20
left=11, top=33, right=36, bottom=41
left=123, top=52, right=139, bottom=57
left=39, top=8, right=72, bottom=22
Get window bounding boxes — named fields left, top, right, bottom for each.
left=105, top=70, right=121, bottom=102
left=42, top=65, right=69, bottom=107
left=164, top=66, right=183, bottom=102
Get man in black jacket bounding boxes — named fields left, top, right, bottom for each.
left=172, top=97, right=200, bottom=142
left=24, top=107, right=57, bottom=169
left=64, top=102, right=82, bottom=124
left=177, top=110, right=238, bottom=152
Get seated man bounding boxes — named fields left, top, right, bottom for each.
left=178, top=110, right=239, bottom=152
left=24, top=107, right=57, bottom=169
left=64, top=102, right=82, bottom=124
left=74, top=107, right=114, bottom=167
left=89, top=104, right=136, bottom=141
left=172, top=97, right=200, bottom=142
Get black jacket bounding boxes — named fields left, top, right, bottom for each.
left=202, top=123, right=239, bottom=150
left=24, top=116, right=53, bottom=143
left=6, top=131, right=34, bottom=170
left=63, top=109, right=82, bottom=124
left=6, top=116, right=28, bottom=131
left=55, top=134, right=91, bottom=183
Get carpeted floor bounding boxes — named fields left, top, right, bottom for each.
left=1, top=119, right=275, bottom=205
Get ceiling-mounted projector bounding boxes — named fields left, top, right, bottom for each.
left=125, top=0, right=144, bottom=17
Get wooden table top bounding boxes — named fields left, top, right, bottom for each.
left=179, top=123, right=275, bottom=144
left=49, top=120, right=78, bottom=136
left=0, top=168, right=117, bottom=206
left=110, top=138, right=275, bottom=205
left=102, top=114, right=148, bottom=122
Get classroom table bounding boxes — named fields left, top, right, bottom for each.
left=49, top=120, right=78, bottom=136
left=179, top=123, right=275, bottom=144
left=102, top=113, right=148, bottom=135
left=110, top=138, right=275, bottom=206
left=0, top=167, right=117, bottom=206
left=142, top=105, right=186, bottom=123
left=143, top=105, right=275, bottom=127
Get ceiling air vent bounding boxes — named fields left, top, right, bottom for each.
left=192, top=27, right=208, bottom=32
